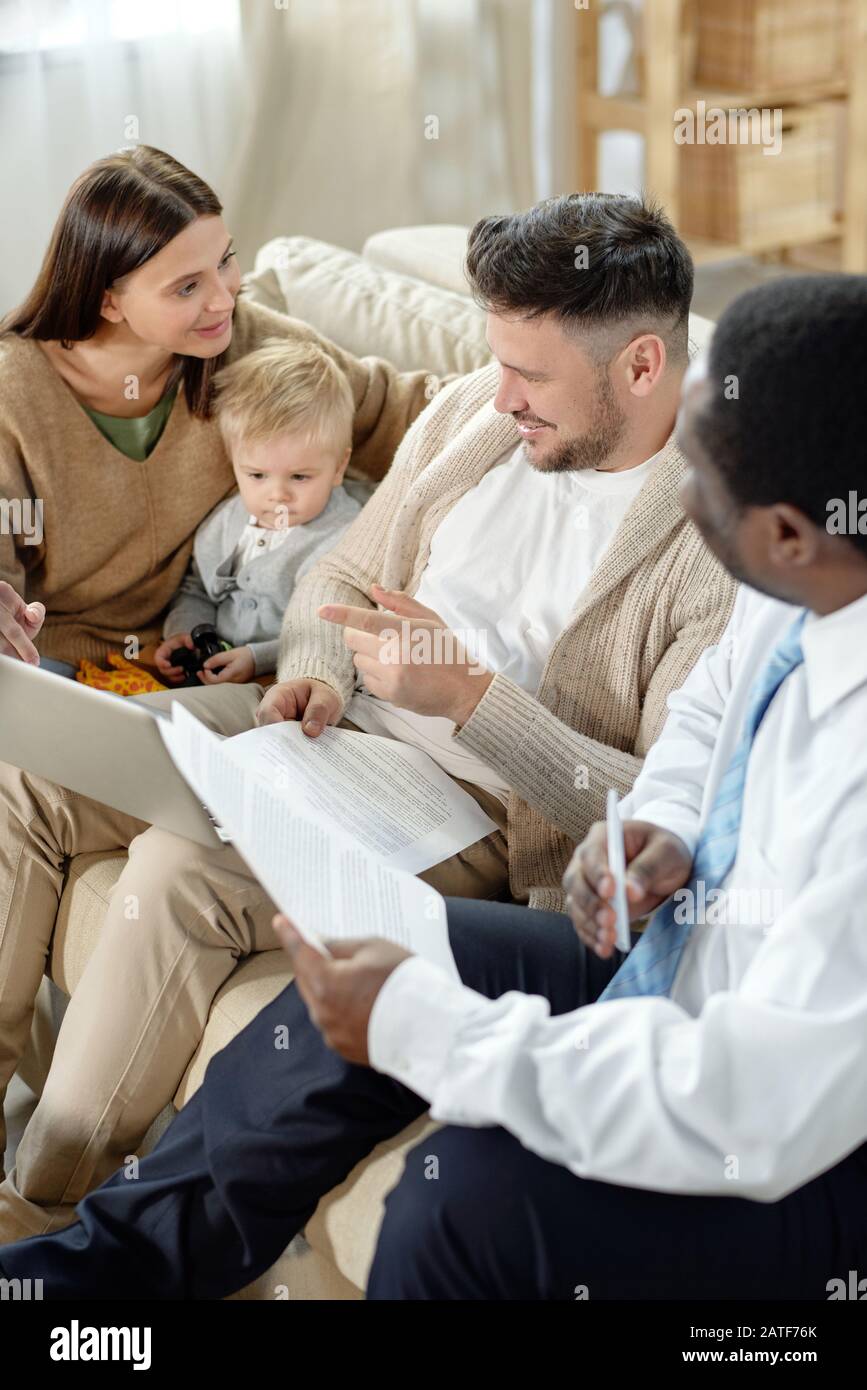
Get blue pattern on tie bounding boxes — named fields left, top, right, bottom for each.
left=598, top=609, right=808, bottom=1002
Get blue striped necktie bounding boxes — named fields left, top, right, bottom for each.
left=599, top=609, right=807, bottom=1002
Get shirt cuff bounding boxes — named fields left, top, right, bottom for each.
left=247, top=639, right=279, bottom=677
left=367, top=955, right=486, bottom=1101
left=451, top=670, right=536, bottom=752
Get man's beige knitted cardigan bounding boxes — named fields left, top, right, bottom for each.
left=280, top=363, right=738, bottom=912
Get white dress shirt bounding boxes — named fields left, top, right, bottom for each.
left=348, top=443, right=661, bottom=800
left=368, top=583, right=867, bottom=1201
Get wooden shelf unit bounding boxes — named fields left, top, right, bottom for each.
left=575, top=0, right=867, bottom=271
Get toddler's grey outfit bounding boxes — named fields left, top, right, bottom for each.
left=163, top=488, right=361, bottom=675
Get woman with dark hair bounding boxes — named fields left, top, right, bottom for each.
left=0, top=145, right=429, bottom=675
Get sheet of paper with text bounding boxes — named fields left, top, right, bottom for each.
left=224, top=718, right=497, bottom=873
left=160, top=703, right=460, bottom=979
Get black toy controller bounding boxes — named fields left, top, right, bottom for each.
left=169, top=623, right=232, bottom=686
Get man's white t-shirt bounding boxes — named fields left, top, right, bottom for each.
left=346, top=442, right=662, bottom=801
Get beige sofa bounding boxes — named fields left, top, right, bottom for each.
left=17, top=225, right=715, bottom=1299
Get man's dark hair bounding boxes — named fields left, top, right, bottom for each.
left=695, top=274, right=867, bottom=560
left=464, top=192, right=694, bottom=362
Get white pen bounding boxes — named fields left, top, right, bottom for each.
left=606, top=788, right=632, bottom=954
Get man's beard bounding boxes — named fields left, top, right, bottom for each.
left=527, top=372, right=627, bottom=474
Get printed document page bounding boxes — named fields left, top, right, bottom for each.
left=214, top=718, right=497, bottom=874
left=160, top=704, right=459, bottom=978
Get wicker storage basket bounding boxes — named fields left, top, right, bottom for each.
left=679, top=100, right=844, bottom=248
left=694, top=0, right=849, bottom=90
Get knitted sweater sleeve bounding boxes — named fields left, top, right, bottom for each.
left=452, top=554, right=738, bottom=843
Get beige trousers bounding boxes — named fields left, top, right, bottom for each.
left=0, top=682, right=509, bottom=1241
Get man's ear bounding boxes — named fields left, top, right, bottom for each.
left=100, top=289, right=125, bottom=325
left=766, top=503, right=822, bottom=569
left=622, top=333, right=667, bottom=396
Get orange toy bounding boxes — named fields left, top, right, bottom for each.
left=75, top=653, right=168, bottom=696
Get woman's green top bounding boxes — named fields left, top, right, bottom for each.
left=83, top=384, right=179, bottom=461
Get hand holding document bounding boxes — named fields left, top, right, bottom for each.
left=606, top=788, right=632, bottom=955
left=159, top=705, right=480, bottom=979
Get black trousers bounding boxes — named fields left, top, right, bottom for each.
left=2, top=898, right=866, bottom=1299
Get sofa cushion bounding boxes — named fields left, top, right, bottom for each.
left=362, top=225, right=476, bottom=297
left=50, top=851, right=127, bottom=996
left=245, top=236, right=491, bottom=379
left=304, top=1114, right=440, bottom=1290
left=687, top=312, right=715, bottom=356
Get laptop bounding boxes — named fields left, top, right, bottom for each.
left=0, top=654, right=222, bottom=847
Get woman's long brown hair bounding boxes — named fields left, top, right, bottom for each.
left=2, top=146, right=230, bottom=419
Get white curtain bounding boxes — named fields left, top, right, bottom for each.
left=224, top=0, right=551, bottom=269
left=0, top=0, right=243, bottom=314
left=0, top=0, right=578, bottom=311
left=531, top=0, right=577, bottom=205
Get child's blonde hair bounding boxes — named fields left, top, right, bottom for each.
left=212, top=338, right=354, bottom=457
